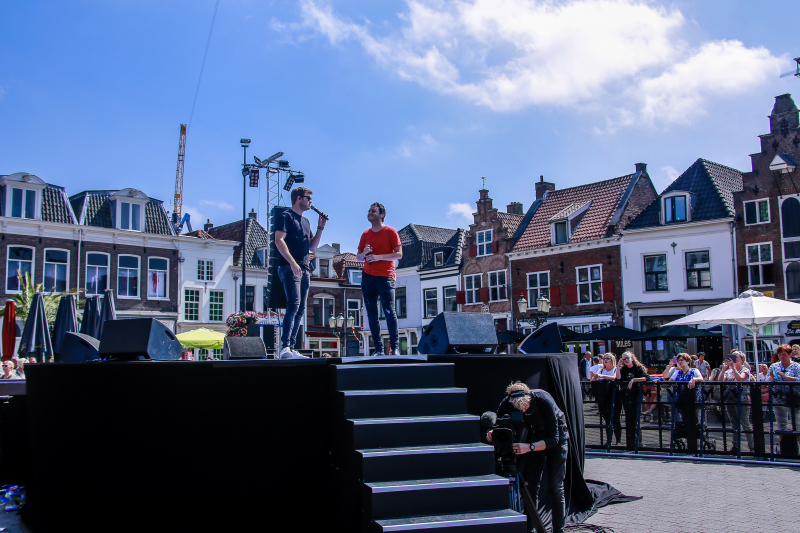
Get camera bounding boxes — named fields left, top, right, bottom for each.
left=482, top=410, right=529, bottom=474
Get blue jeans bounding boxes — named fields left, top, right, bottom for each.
left=361, top=272, right=398, bottom=354
left=278, top=265, right=309, bottom=349
left=523, top=440, right=568, bottom=533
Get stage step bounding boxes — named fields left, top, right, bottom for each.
left=365, top=475, right=510, bottom=520
left=358, top=444, right=495, bottom=483
left=349, top=415, right=479, bottom=450
left=373, top=510, right=527, bottom=532
left=334, top=363, right=455, bottom=391
left=342, top=388, right=468, bottom=419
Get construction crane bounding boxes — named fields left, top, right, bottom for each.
left=172, top=124, right=192, bottom=234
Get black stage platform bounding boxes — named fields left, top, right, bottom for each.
left=21, top=354, right=620, bottom=533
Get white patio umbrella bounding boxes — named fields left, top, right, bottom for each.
left=665, top=290, right=800, bottom=372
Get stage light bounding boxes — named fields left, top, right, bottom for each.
left=289, top=172, right=305, bottom=184
left=240, top=139, right=251, bottom=147
left=266, top=152, right=284, bottom=163
left=253, top=156, right=263, bottom=167
left=283, top=174, right=295, bottom=191
left=241, top=168, right=250, bottom=178
left=249, top=168, right=260, bottom=187
left=278, top=160, right=290, bottom=169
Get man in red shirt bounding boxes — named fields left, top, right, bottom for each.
left=357, top=202, right=403, bottom=355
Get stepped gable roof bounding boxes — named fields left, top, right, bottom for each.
left=772, top=93, right=798, bottom=115
left=206, top=218, right=269, bottom=268
left=497, top=212, right=524, bottom=235
left=626, top=159, right=743, bottom=229
left=396, top=223, right=463, bottom=270
left=68, top=190, right=174, bottom=235
left=512, top=173, right=635, bottom=251
left=183, top=229, right=214, bottom=240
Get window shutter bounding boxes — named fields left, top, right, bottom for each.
left=763, top=264, right=775, bottom=285
left=602, top=280, right=615, bottom=302
left=469, top=245, right=477, bottom=257
left=456, top=290, right=466, bottom=305
left=549, top=286, right=561, bottom=307
left=737, top=265, right=749, bottom=290
left=491, top=241, right=499, bottom=254
left=479, top=287, right=490, bottom=303
left=566, top=285, right=578, bottom=305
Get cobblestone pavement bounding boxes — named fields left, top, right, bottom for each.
left=583, top=456, right=799, bottom=533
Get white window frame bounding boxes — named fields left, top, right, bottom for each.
left=395, top=286, right=407, bottom=319
left=488, top=269, right=507, bottom=302
left=424, top=287, right=438, bottom=318
left=746, top=242, right=773, bottom=286
left=255, top=247, right=268, bottom=267
left=743, top=198, right=770, bottom=225
left=576, top=264, right=603, bottom=304
left=526, top=271, right=550, bottom=306
left=434, top=251, right=444, bottom=266
left=43, top=248, right=70, bottom=293
left=443, top=285, right=457, bottom=312
left=643, top=253, right=668, bottom=292
left=118, top=201, right=143, bottom=231
left=347, top=299, right=362, bottom=327
left=6, top=245, right=34, bottom=293
left=184, top=288, right=200, bottom=321
left=464, top=273, right=482, bottom=304
left=476, top=229, right=493, bottom=256
left=198, top=259, right=214, bottom=281
left=663, top=193, right=689, bottom=224
left=319, top=258, right=330, bottom=278
left=552, top=221, right=568, bottom=245
left=208, top=290, right=225, bottom=322
left=9, top=187, right=37, bottom=220
left=85, top=252, right=110, bottom=296
left=685, top=249, right=711, bottom=290
left=780, top=195, right=800, bottom=299
left=117, top=254, right=140, bottom=299
left=312, top=295, right=335, bottom=326
left=147, top=257, right=170, bottom=300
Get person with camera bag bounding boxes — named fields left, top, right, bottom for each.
left=486, top=381, right=569, bottom=533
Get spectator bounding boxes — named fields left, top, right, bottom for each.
left=579, top=352, right=592, bottom=381
left=705, top=367, right=723, bottom=423
left=0, top=360, right=17, bottom=380
left=766, top=344, right=800, bottom=455
left=614, top=351, right=649, bottom=449
left=12, top=357, right=24, bottom=379
left=792, top=344, right=800, bottom=364
left=589, top=356, right=602, bottom=378
left=694, top=352, right=710, bottom=379
left=720, top=353, right=754, bottom=453
left=668, top=353, right=704, bottom=453
left=758, top=364, right=769, bottom=381
left=321, top=353, right=332, bottom=358
left=591, top=353, right=618, bottom=444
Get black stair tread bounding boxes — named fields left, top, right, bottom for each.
left=351, top=414, right=478, bottom=424
left=343, top=388, right=466, bottom=395
left=367, top=475, right=508, bottom=491
left=375, top=509, right=526, bottom=529
left=359, top=443, right=492, bottom=456
left=335, top=363, right=454, bottom=370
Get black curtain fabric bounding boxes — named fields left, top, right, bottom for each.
left=430, top=353, right=634, bottom=529
left=19, top=293, right=54, bottom=363
left=51, top=295, right=79, bottom=360
left=79, top=296, right=100, bottom=339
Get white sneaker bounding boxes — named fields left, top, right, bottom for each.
left=279, top=347, right=294, bottom=359
left=291, top=349, right=309, bottom=359
left=391, top=349, right=400, bottom=356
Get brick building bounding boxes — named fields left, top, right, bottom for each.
left=507, top=166, right=657, bottom=355
left=732, top=93, right=800, bottom=354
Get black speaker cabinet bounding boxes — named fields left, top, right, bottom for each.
left=264, top=206, right=290, bottom=310
left=223, top=336, right=267, bottom=360
left=59, top=332, right=101, bottom=363
left=98, top=318, right=182, bottom=360
left=519, top=322, right=564, bottom=354
left=417, top=312, right=498, bottom=355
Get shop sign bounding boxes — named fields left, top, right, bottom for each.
left=787, top=321, right=800, bottom=336
left=614, top=340, right=632, bottom=348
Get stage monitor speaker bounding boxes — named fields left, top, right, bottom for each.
left=417, top=312, right=498, bottom=354
left=224, top=336, right=267, bottom=360
left=59, top=332, right=100, bottom=362
left=98, top=318, right=182, bottom=360
left=518, top=322, right=564, bottom=354
left=263, top=325, right=276, bottom=351
left=264, top=206, right=290, bottom=310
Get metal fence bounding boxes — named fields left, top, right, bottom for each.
left=582, top=380, right=800, bottom=461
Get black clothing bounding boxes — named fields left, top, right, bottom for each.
left=274, top=209, right=312, bottom=270
left=523, top=441, right=568, bottom=533
left=578, top=358, right=590, bottom=381
left=496, top=389, right=569, bottom=449
left=616, top=365, right=649, bottom=449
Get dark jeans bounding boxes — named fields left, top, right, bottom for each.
left=613, top=397, right=640, bottom=449
left=278, top=265, right=309, bottom=349
left=361, top=272, right=398, bottom=353
left=523, top=441, right=568, bottom=533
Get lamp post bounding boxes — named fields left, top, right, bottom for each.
left=517, top=294, right=550, bottom=330
left=239, top=139, right=250, bottom=312
left=329, top=313, right=355, bottom=357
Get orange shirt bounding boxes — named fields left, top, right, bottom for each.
left=358, top=226, right=401, bottom=279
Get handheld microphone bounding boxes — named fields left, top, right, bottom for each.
left=309, top=205, right=329, bottom=220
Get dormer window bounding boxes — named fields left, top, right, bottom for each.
left=549, top=201, right=591, bottom=246
left=254, top=247, right=268, bottom=267
left=120, top=202, right=142, bottom=230
left=11, top=189, right=36, bottom=219
left=554, top=222, right=568, bottom=244
left=434, top=251, right=444, bottom=266
left=1, top=173, right=46, bottom=221
left=664, top=196, right=687, bottom=223
left=110, top=189, right=149, bottom=232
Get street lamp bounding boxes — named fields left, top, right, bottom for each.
left=328, top=313, right=356, bottom=357
left=517, top=294, right=550, bottom=330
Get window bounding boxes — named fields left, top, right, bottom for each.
left=744, top=199, right=769, bottom=225
left=347, top=269, right=362, bottom=285
left=686, top=251, right=710, bottom=289
left=554, top=222, right=568, bottom=244
left=787, top=262, right=800, bottom=300
left=86, top=253, right=109, bottom=295
left=312, top=296, right=334, bottom=326
left=577, top=265, right=602, bottom=303
left=488, top=270, right=507, bottom=301
left=117, top=255, right=140, bottom=298
left=782, top=197, right=800, bottom=238
left=147, top=257, right=168, bottom=298
left=477, top=229, right=493, bottom=256
left=527, top=271, right=550, bottom=305
left=665, top=196, right=687, bottom=223
left=10, top=188, right=36, bottom=219
left=240, top=286, right=255, bottom=311
left=465, top=274, right=482, bottom=304
left=347, top=299, right=361, bottom=326
left=6, top=246, right=33, bottom=292
left=434, top=251, right=444, bottom=266
left=43, top=249, right=68, bottom=292
left=209, top=291, right=224, bottom=322
left=409, top=331, right=418, bottom=355
left=198, top=260, right=214, bottom=281
left=395, top=286, right=407, bottom=319
left=254, top=247, right=268, bottom=267
left=119, top=201, right=142, bottom=231
left=747, top=243, right=773, bottom=286
left=443, top=286, right=457, bottom=312
left=424, top=288, right=438, bottom=318
left=184, top=289, right=200, bottom=321
left=319, top=259, right=330, bottom=278
left=644, top=254, right=667, bottom=291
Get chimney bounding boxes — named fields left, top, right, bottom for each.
left=635, top=162, right=647, bottom=173
left=332, top=243, right=341, bottom=254
left=204, top=219, right=213, bottom=232
left=249, top=208, right=257, bottom=220
left=506, top=202, right=524, bottom=215
left=535, top=175, right=555, bottom=199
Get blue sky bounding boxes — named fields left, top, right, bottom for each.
left=1, top=0, right=798, bottom=253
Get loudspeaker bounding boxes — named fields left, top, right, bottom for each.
left=98, top=318, right=182, bottom=360
left=263, top=325, right=276, bottom=350
left=518, top=322, right=564, bottom=354
left=59, top=332, right=100, bottom=363
left=247, top=324, right=261, bottom=337
left=417, top=312, right=498, bottom=355
left=223, top=336, right=267, bottom=360
left=263, top=206, right=290, bottom=310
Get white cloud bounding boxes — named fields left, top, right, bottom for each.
left=289, top=0, right=782, bottom=128
left=653, top=165, right=680, bottom=194
left=447, top=202, right=474, bottom=225
left=199, top=199, right=234, bottom=210
left=396, top=131, right=439, bottom=158
left=182, top=204, right=205, bottom=229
